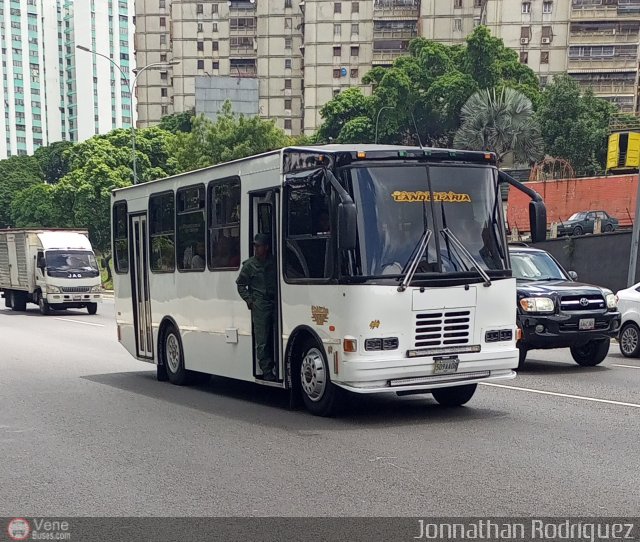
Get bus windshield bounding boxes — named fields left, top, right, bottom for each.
left=346, top=164, right=508, bottom=279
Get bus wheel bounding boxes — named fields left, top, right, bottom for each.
left=164, top=326, right=189, bottom=385
left=432, top=384, right=477, bottom=407
left=299, top=340, right=342, bottom=417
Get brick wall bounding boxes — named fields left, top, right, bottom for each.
left=507, top=174, right=638, bottom=232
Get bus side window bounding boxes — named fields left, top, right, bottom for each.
left=284, top=182, right=332, bottom=280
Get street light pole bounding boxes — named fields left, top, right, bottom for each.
left=76, top=45, right=178, bottom=184
left=374, top=106, right=393, bottom=144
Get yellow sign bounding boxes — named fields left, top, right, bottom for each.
left=311, top=306, right=329, bottom=326
left=391, top=191, right=471, bottom=203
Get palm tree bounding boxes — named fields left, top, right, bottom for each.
left=453, top=87, right=544, bottom=165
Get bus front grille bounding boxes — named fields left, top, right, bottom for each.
left=415, top=310, right=471, bottom=348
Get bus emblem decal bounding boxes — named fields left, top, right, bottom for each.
left=391, top=191, right=471, bottom=203
left=311, top=306, right=329, bottom=325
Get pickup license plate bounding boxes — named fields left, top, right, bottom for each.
left=579, top=318, right=595, bottom=330
left=433, top=357, right=459, bottom=375
left=73, top=295, right=81, bottom=301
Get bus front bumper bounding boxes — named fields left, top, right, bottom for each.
left=332, top=350, right=517, bottom=394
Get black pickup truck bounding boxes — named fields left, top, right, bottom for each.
left=509, top=246, right=621, bottom=369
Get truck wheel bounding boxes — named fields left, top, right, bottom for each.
left=11, top=291, right=27, bottom=311
left=517, top=345, right=527, bottom=370
left=4, top=291, right=12, bottom=308
left=570, top=339, right=609, bottom=366
left=432, top=384, right=477, bottom=407
left=86, top=303, right=98, bottom=315
left=163, top=325, right=189, bottom=385
left=39, top=296, right=51, bottom=315
left=298, top=339, right=342, bottom=417
left=619, top=322, right=640, bottom=358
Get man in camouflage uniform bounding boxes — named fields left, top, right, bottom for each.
left=236, top=233, right=277, bottom=381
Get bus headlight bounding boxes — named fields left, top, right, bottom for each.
left=606, top=293, right=617, bottom=309
left=519, top=297, right=554, bottom=313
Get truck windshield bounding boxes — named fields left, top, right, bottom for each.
left=510, top=252, right=567, bottom=281
left=345, top=164, right=508, bottom=279
left=46, top=250, right=99, bottom=273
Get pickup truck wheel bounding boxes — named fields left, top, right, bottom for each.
left=86, top=303, right=98, bottom=315
left=517, top=345, right=527, bottom=370
left=572, top=226, right=583, bottom=236
left=432, top=384, right=477, bottom=407
left=570, top=339, right=609, bottom=366
left=39, top=296, right=51, bottom=315
left=619, top=322, right=640, bottom=358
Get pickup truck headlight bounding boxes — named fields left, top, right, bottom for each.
left=47, top=285, right=61, bottom=293
left=90, top=285, right=102, bottom=293
left=605, top=293, right=617, bottom=309
left=519, top=297, right=555, bottom=313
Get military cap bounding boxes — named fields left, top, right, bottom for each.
left=254, top=233, right=271, bottom=246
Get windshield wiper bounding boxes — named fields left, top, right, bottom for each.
left=440, top=228, right=492, bottom=287
left=398, top=228, right=433, bottom=292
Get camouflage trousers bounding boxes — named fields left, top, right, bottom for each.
left=252, top=306, right=274, bottom=374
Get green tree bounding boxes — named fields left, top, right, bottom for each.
left=10, top=183, right=61, bottom=228
left=34, top=140, right=74, bottom=184
left=536, top=75, right=617, bottom=176
left=316, top=26, right=541, bottom=147
left=0, top=155, right=42, bottom=227
left=170, top=101, right=292, bottom=172
left=158, top=109, right=195, bottom=134
left=454, top=87, right=544, bottom=164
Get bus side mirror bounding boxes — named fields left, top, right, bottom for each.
left=529, top=200, right=547, bottom=243
left=338, top=202, right=357, bottom=251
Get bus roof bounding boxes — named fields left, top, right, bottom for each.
left=111, top=144, right=497, bottom=196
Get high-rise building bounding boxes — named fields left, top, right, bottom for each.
left=0, top=0, right=135, bottom=159
left=134, top=0, right=640, bottom=137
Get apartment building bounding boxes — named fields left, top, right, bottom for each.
left=0, top=0, right=136, bottom=159
left=135, top=0, right=303, bottom=133
left=135, top=0, right=640, bottom=137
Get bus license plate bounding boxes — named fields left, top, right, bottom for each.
left=433, top=357, right=459, bottom=375
left=579, top=318, right=595, bottom=330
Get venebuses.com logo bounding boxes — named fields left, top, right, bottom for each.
left=7, top=518, right=30, bottom=541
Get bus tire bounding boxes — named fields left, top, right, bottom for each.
left=298, top=339, right=342, bottom=417
left=163, top=325, right=189, bottom=385
left=432, top=384, right=477, bottom=407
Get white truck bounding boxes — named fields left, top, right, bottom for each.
left=0, top=229, right=103, bottom=315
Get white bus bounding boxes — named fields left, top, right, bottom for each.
left=112, top=144, right=546, bottom=416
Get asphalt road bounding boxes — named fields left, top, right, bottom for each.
left=1, top=300, right=639, bottom=517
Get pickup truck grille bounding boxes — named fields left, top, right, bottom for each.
left=61, top=286, right=92, bottom=293
left=560, top=294, right=605, bottom=312
left=415, top=311, right=471, bottom=347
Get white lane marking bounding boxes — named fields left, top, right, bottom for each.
left=481, top=382, right=640, bottom=409
left=54, top=317, right=104, bottom=327
left=612, top=364, right=640, bottom=370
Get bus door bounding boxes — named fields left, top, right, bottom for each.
left=130, top=214, right=153, bottom=359
left=249, top=190, right=282, bottom=381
